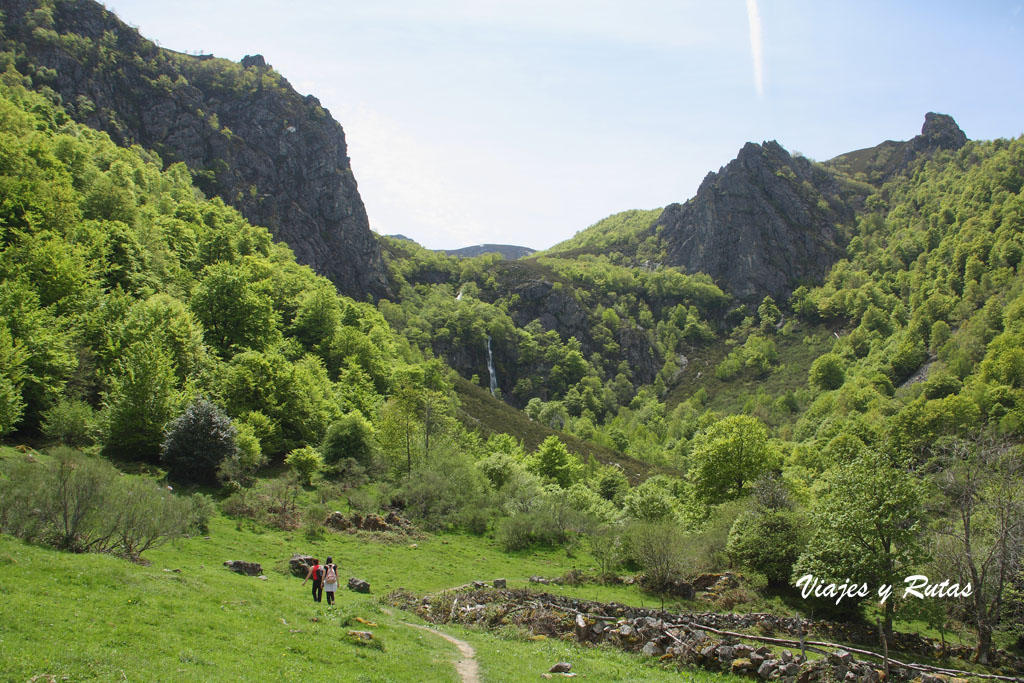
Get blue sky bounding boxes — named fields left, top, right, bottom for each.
left=106, top=1, right=1024, bottom=250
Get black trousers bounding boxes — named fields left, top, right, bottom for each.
left=325, top=589, right=335, bottom=605
left=312, top=580, right=323, bottom=602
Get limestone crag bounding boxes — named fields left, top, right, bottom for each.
left=657, top=141, right=853, bottom=303
left=2, top=0, right=388, bottom=299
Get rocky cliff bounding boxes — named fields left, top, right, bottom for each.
left=656, top=140, right=854, bottom=303
left=1, top=0, right=388, bottom=299
left=826, top=112, right=968, bottom=184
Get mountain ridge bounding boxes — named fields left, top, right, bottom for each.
left=0, top=0, right=389, bottom=299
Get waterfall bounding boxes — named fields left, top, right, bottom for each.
left=486, top=336, right=498, bottom=397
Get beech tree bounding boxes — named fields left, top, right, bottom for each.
left=103, top=341, right=180, bottom=461
left=689, top=415, right=776, bottom=504
left=794, top=449, right=925, bottom=641
left=932, top=435, right=1024, bottom=663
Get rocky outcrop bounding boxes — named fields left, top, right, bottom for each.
left=223, top=560, right=263, bottom=576
left=348, top=577, right=371, bottom=593
left=288, top=554, right=316, bottom=577
left=2, top=0, right=388, bottom=299
left=826, top=113, right=969, bottom=186
left=656, top=141, right=854, bottom=302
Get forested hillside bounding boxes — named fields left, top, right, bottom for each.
left=0, top=0, right=389, bottom=297
left=1, top=0, right=1024, bottom=673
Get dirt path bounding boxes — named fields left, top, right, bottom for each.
left=404, top=622, right=481, bottom=683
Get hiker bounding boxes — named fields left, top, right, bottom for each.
left=301, top=558, right=323, bottom=602
left=322, top=556, right=338, bottom=606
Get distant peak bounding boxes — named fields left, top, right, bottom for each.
left=241, top=54, right=267, bottom=69
left=918, top=112, right=967, bottom=151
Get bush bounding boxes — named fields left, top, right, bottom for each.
left=623, top=479, right=678, bottom=522
left=726, top=509, right=805, bottom=585
left=161, top=398, right=237, bottom=486
left=622, top=521, right=686, bottom=591
left=41, top=397, right=96, bottom=446
left=809, top=353, right=845, bottom=391
left=303, top=503, right=329, bottom=540
left=495, top=491, right=594, bottom=551
left=0, top=448, right=195, bottom=559
left=321, top=412, right=374, bottom=469
left=220, top=477, right=302, bottom=529
left=284, top=446, right=323, bottom=486
left=391, top=452, right=490, bottom=530
left=217, top=420, right=265, bottom=490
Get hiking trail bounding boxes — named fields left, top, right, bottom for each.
left=404, top=622, right=480, bottom=683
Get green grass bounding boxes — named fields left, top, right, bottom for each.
left=0, top=506, right=743, bottom=681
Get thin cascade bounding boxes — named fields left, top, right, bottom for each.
left=486, top=336, right=498, bottom=396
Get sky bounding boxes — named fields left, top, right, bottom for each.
left=105, top=1, right=1024, bottom=251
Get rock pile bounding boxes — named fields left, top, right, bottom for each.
left=325, top=511, right=413, bottom=533
left=393, top=588, right=1024, bottom=679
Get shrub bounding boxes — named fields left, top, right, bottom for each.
left=391, top=452, right=490, bottom=530
left=495, top=491, right=595, bottom=552
left=623, top=479, right=678, bottom=522
left=0, top=448, right=195, bottom=559
left=41, top=397, right=96, bottom=446
left=320, top=412, right=374, bottom=469
left=217, top=420, right=265, bottom=490
left=303, top=503, right=329, bottom=540
left=809, top=353, right=845, bottom=391
left=161, top=398, right=237, bottom=486
left=284, top=446, right=323, bottom=486
left=726, top=509, right=805, bottom=585
left=528, top=436, right=581, bottom=488
left=622, top=521, right=686, bottom=591
left=593, top=464, right=629, bottom=502
left=588, top=525, right=625, bottom=580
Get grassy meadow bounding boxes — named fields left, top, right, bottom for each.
left=0, top=468, right=744, bottom=682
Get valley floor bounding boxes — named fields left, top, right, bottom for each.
left=0, top=517, right=745, bottom=682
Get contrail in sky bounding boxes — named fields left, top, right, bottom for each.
left=746, top=0, right=764, bottom=97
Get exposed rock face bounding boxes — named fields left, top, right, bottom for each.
left=223, top=560, right=263, bottom=576
left=348, top=577, right=371, bottom=593
left=912, top=112, right=968, bottom=155
left=826, top=113, right=969, bottom=186
left=656, top=141, right=853, bottom=303
left=2, top=0, right=388, bottom=299
left=288, top=554, right=315, bottom=577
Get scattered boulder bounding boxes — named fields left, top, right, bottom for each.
left=289, top=554, right=315, bottom=577
left=549, top=662, right=572, bottom=673
left=223, top=560, right=262, bottom=576
left=347, top=630, right=374, bottom=640
left=757, top=659, right=777, bottom=679
left=324, top=511, right=414, bottom=533
left=493, top=578, right=507, bottom=588
left=348, top=577, right=371, bottom=593
left=324, top=512, right=351, bottom=531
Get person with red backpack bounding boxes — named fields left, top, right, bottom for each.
left=322, top=556, right=338, bottom=606
left=301, top=558, right=324, bottom=602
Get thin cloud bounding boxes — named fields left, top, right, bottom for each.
left=746, top=0, right=765, bottom=97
